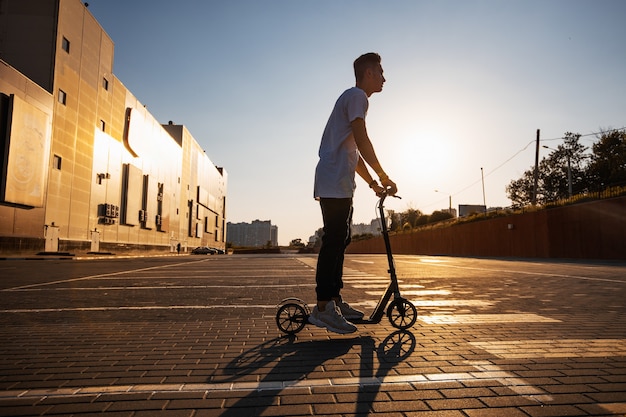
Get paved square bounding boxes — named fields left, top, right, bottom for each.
left=1, top=254, right=625, bottom=416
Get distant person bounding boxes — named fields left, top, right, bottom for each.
left=310, top=52, right=397, bottom=334
left=176, top=242, right=181, bottom=255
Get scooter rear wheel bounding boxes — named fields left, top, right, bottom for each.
left=276, top=302, right=308, bottom=335
left=387, top=298, right=417, bottom=329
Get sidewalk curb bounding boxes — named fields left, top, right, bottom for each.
left=0, top=253, right=191, bottom=261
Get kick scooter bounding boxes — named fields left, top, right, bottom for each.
left=275, top=191, right=418, bottom=335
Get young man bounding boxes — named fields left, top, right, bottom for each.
left=310, top=52, right=397, bottom=334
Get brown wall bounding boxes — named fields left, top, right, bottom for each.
left=346, top=196, right=626, bottom=260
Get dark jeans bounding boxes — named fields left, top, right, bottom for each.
left=316, top=198, right=353, bottom=301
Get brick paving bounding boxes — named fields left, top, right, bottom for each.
left=0, top=254, right=625, bottom=416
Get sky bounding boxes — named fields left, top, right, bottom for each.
left=87, top=0, right=626, bottom=245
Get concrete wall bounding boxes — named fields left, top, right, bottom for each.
left=346, top=196, right=626, bottom=260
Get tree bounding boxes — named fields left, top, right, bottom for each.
left=414, top=214, right=430, bottom=227
left=289, top=238, right=305, bottom=248
left=399, top=207, right=422, bottom=229
left=311, top=227, right=323, bottom=248
left=506, top=132, right=589, bottom=205
left=586, top=129, right=626, bottom=188
left=429, top=210, right=454, bottom=223
left=544, top=132, right=589, bottom=199
left=506, top=170, right=536, bottom=206
left=388, top=210, right=400, bottom=231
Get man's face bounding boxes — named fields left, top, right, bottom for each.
left=369, top=64, right=386, bottom=93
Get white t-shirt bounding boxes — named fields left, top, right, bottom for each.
left=314, top=87, right=369, bottom=198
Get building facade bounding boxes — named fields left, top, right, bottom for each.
left=0, top=0, right=227, bottom=254
left=227, top=220, right=278, bottom=247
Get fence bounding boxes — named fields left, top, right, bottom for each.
left=346, top=196, right=626, bottom=260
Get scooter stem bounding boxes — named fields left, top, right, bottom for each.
left=377, top=192, right=400, bottom=296
left=365, top=192, right=403, bottom=323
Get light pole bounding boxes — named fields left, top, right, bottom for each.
left=434, top=189, right=452, bottom=212
left=543, top=145, right=572, bottom=198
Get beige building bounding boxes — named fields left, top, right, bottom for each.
left=0, top=0, right=227, bottom=254
left=227, top=220, right=278, bottom=247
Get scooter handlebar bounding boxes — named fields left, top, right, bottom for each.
left=378, top=188, right=401, bottom=200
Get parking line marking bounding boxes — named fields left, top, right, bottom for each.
left=6, top=283, right=315, bottom=292
left=2, top=259, right=215, bottom=291
left=0, top=369, right=554, bottom=401
left=0, top=304, right=279, bottom=313
left=396, top=259, right=626, bottom=284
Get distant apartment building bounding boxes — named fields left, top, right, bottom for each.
left=0, top=0, right=227, bottom=254
left=351, top=219, right=382, bottom=236
left=227, top=220, right=278, bottom=247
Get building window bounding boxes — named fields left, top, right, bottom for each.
left=58, top=89, right=67, bottom=105
left=103, top=77, right=109, bottom=91
left=53, top=155, right=62, bottom=170
left=100, top=119, right=106, bottom=131
left=62, top=37, right=70, bottom=53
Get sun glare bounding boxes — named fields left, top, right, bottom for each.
left=392, top=133, right=452, bottom=182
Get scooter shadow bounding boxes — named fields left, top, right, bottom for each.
left=212, top=330, right=416, bottom=416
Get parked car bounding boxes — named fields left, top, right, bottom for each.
left=211, top=248, right=225, bottom=255
left=191, top=246, right=216, bottom=255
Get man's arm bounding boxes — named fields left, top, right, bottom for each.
left=351, top=118, right=397, bottom=194
left=351, top=118, right=384, bottom=175
left=356, top=155, right=385, bottom=195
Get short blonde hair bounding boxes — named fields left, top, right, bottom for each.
left=354, top=52, right=381, bottom=82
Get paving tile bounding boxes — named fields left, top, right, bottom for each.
left=426, top=398, right=485, bottom=410
left=46, top=401, right=110, bottom=414
left=464, top=409, right=530, bottom=417
left=0, top=405, right=52, bottom=416
left=577, top=402, right=626, bottom=415
left=135, top=411, right=194, bottom=417
left=166, top=398, right=225, bottom=409
left=106, top=399, right=168, bottom=411
left=520, top=404, right=588, bottom=416
left=404, top=411, right=466, bottom=417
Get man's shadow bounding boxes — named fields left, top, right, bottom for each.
left=212, top=330, right=415, bottom=416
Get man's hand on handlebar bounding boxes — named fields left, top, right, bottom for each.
left=380, top=177, right=398, bottom=196
left=371, top=177, right=398, bottom=197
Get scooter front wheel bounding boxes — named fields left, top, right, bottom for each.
left=387, top=298, right=417, bottom=329
left=276, top=299, right=309, bottom=335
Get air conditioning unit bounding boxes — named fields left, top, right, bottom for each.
left=139, top=209, right=146, bottom=222
left=155, top=214, right=162, bottom=225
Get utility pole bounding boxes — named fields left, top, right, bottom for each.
left=481, top=167, right=486, bottom=214
left=567, top=151, right=572, bottom=198
left=532, top=129, right=540, bottom=205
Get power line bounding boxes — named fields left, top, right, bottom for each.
left=541, top=126, right=626, bottom=143
left=424, top=125, right=626, bottom=210
left=479, top=126, right=626, bottom=182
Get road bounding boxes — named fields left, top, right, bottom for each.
left=1, top=254, right=625, bottom=416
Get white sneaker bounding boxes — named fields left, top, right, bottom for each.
left=338, top=300, right=364, bottom=320
left=308, top=301, right=357, bottom=334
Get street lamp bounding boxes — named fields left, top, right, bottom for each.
left=434, top=189, right=452, bottom=212
left=543, top=145, right=572, bottom=198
